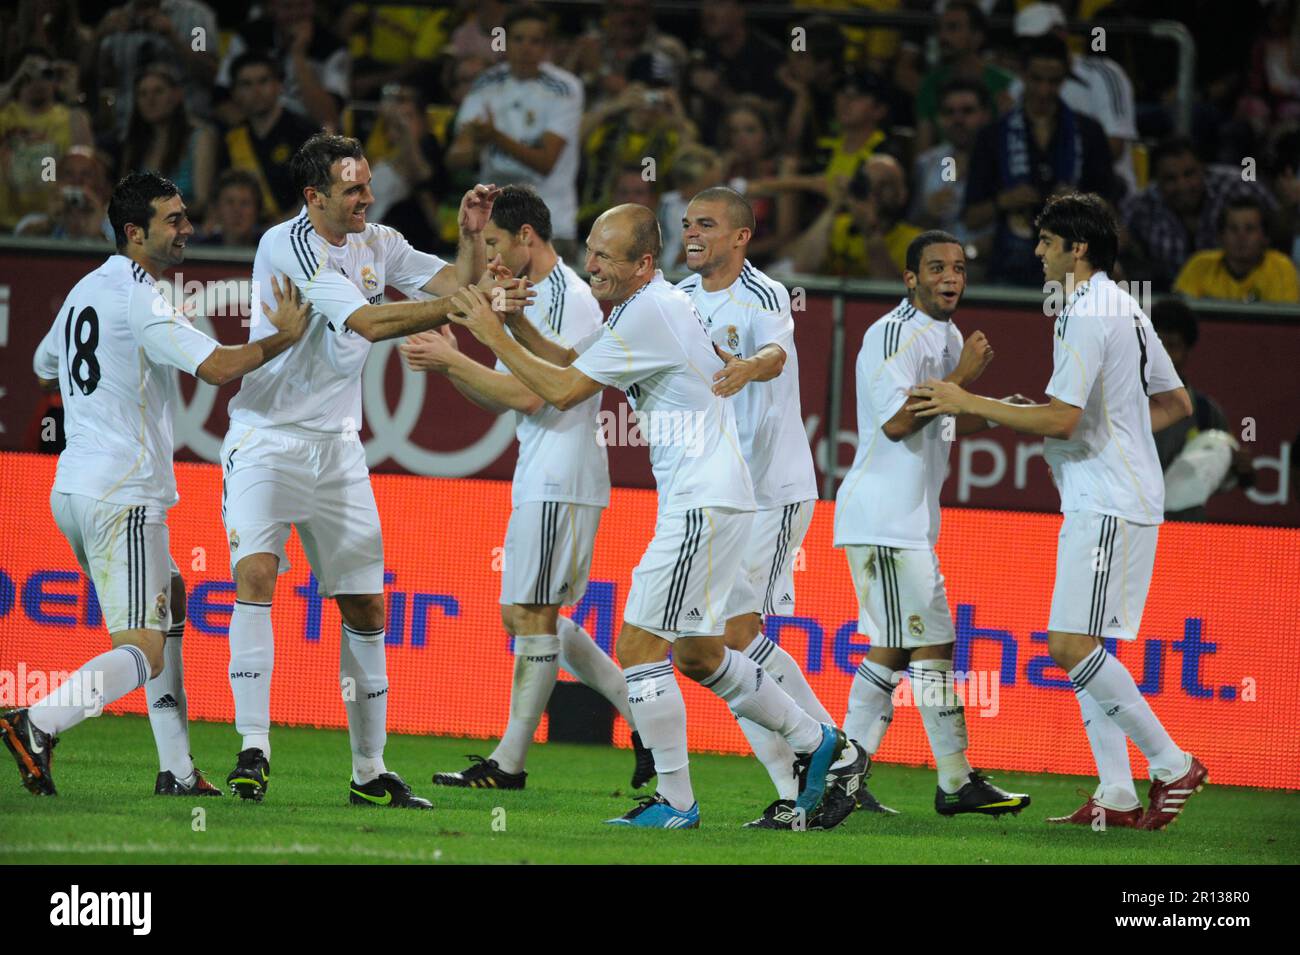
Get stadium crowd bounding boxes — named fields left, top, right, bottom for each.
left=3, top=0, right=1299, bottom=304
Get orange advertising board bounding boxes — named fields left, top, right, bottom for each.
left=1, top=452, right=1297, bottom=788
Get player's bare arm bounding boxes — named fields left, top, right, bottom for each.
left=401, top=326, right=543, bottom=415
left=195, top=275, right=311, bottom=386
left=1149, top=387, right=1193, bottom=432
left=883, top=330, right=994, bottom=441
left=908, top=381, right=1083, bottom=441
left=711, top=342, right=786, bottom=397
left=423, top=185, right=500, bottom=296
left=347, top=274, right=534, bottom=343
left=449, top=285, right=600, bottom=411
left=503, top=307, right=578, bottom=367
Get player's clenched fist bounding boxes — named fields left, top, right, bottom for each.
left=954, top=330, right=993, bottom=384
left=261, top=273, right=311, bottom=342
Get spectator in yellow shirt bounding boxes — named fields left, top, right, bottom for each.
left=1174, top=196, right=1300, bottom=303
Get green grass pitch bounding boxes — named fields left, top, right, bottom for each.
left=1, top=714, right=1296, bottom=864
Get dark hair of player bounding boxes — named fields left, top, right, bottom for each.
left=292, top=133, right=365, bottom=199
left=108, top=170, right=180, bottom=250
left=504, top=3, right=550, bottom=35
left=229, top=49, right=283, bottom=84
left=1151, top=297, right=1198, bottom=348
left=905, top=229, right=962, bottom=276
left=490, top=184, right=553, bottom=242
left=1035, top=192, right=1118, bottom=273
left=938, top=76, right=992, bottom=112
left=1215, top=193, right=1269, bottom=234
left=691, top=186, right=755, bottom=231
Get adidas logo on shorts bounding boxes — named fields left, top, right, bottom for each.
left=1107, top=616, right=1120, bottom=627
left=684, top=608, right=702, bottom=622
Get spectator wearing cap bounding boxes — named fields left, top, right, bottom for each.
left=194, top=169, right=263, bottom=246
left=914, top=1, right=1019, bottom=154
left=116, top=61, right=217, bottom=217
left=215, top=0, right=351, bottom=131
left=964, top=34, right=1115, bottom=286
left=683, top=0, right=787, bottom=147
left=1173, top=195, right=1300, bottom=303
left=1014, top=1, right=1140, bottom=198
left=576, top=80, right=695, bottom=237
left=1150, top=299, right=1256, bottom=521
left=0, top=45, right=91, bottom=231
left=564, top=0, right=688, bottom=109
left=911, top=77, right=993, bottom=256
left=1122, top=137, right=1284, bottom=292
left=790, top=153, right=921, bottom=279
left=90, top=0, right=218, bottom=135
left=774, top=16, right=847, bottom=160
left=221, top=51, right=320, bottom=223
left=448, top=4, right=584, bottom=252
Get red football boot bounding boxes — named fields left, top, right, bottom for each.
left=1137, top=755, right=1209, bottom=831
left=1047, top=791, right=1141, bottom=829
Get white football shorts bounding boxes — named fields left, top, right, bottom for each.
left=51, top=490, right=179, bottom=634
left=623, top=507, right=753, bottom=642
left=844, top=544, right=956, bottom=649
left=500, top=501, right=602, bottom=607
left=1048, top=510, right=1158, bottom=641
left=220, top=425, right=384, bottom=597
left=724, top=500, right=815, bottom=620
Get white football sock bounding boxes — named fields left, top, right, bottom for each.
left=843, top=659, right=896, bottom=756
left=490, top=633, right=560, bottom=774
left=701, top=647, right=822, bottom=754
left=228, top=599, right=274, bottom=759
left=736, top=716, right=799, bottom=800
left=1076, top=687, right=1140, bottom=809
left=29, top=644, right=149, bottom=736
left=341, top=622, right=390, bottom=784
left=145, top=618, right=194, bottom=781
left=624, top=661, right=693, bottom=810
left=1069, top=644, right=1187, bottom=782
left=744, top=633, right=833, bottom=722
left=556, top=617, right=635, bottom=730
left=909, top=659, right=972, bottom=793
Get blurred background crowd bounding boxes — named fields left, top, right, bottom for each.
left=3, top=0, right=1300, bottom=304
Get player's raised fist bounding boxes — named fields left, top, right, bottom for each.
left=261, top=273, right=310, bottom=342
left=459, top=183, right=501, bottom=234
left=955, top=330, right=993, bottom=384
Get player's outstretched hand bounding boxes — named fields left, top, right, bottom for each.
left=907, top=378, right=970, bottom=417
left=262, top=274, right=310, bottom=341
left=711, top=344, right=757, bottom=397
left=459, top=183, right=501, bottom=234
left=448, top=284, right=505, bottom=344
left=954, top=330, right=993, bottom=384
left=400, top=325, right=460, bottom=374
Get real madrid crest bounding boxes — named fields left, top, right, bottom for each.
left=908, top=614, right=925, bottom=638
left=726, top=325, right=740, bottom=352
left=361, top=265, right=380, bottom=293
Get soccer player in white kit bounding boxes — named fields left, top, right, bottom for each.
left=447, top=204, right=850, bottom=829
left=2, top=172, right=310, bottom=796
left=835, top=229, right=1032, bottom=818
left=219, top=134, right=530, bottom=808
left=676, top=187, right=868, bottom=829
left=399, top=185, right=653, bottom=790
left=907, top=194, right=1207, bottom=830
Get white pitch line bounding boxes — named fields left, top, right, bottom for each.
left=0, top=841, right=444, bottom=862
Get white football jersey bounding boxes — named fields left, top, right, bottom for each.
left=454, top=63, right=583, bottom=239
left=494, top=259, right=610, bottom=508
left=834, top=298, right=963, bottom=549
left=1043, top=272, right=1181, bottom=525
left=33, top=255, right=220, bottom=508
left=572, top=272, right=755, bottom=516
left=228, top=208, right=448, bottom=433
left=677, top=262, right=817, bottom=508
